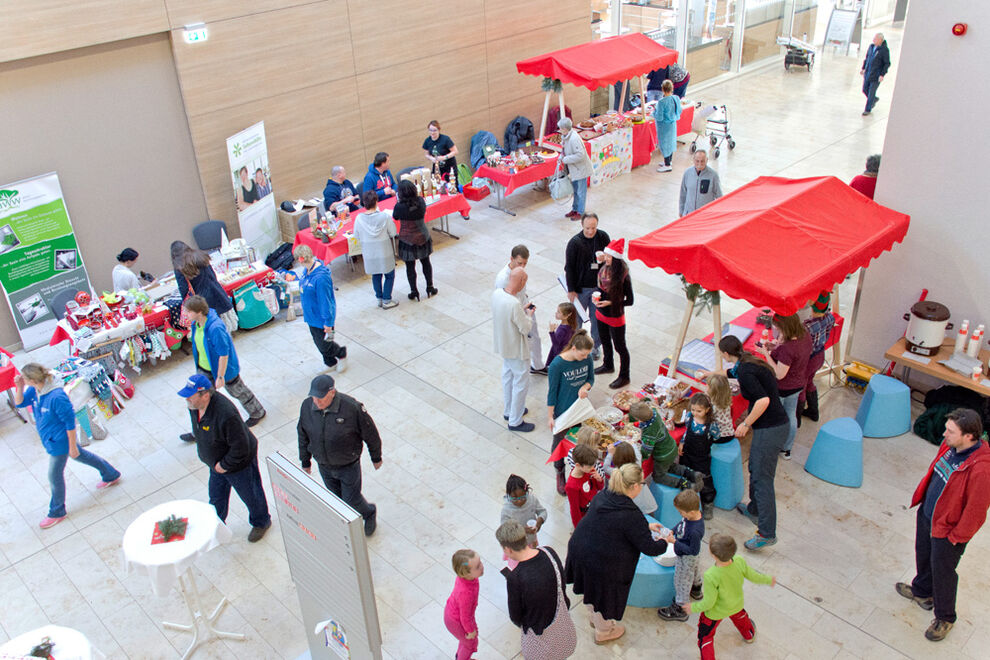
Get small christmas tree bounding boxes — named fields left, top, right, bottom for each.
left=156, top=514, right=188, bottom=542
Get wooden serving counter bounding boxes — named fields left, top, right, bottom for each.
left=884, top=338, right=990, bottom=397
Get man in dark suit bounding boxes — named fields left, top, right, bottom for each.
left=861, top=33, right=891, bottom=116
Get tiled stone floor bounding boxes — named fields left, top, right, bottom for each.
left=5, top=25, right=984, bottom=660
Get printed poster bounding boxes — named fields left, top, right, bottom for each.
left=226, top=121, right=279, bottom=258
left=0, top=172, right=94, bottom=350
left=588, top=127, right=633, bottom=187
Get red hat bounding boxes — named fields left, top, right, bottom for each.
left=604, top=238, right=625, bottom=260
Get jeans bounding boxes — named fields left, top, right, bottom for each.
left=405, top=257, right=433, bottom=294
left=912, top=507, right=968, bottom=623
left=863, top=78, right=881, bottom=112
left=47, top=449, right=120, bottom=518
left=598, top=321, right=629, bottom=379
left=571, top=177, right=588, bottom=215
left=576, top=287, right=601, bottom=352
left=316, top=460, right=375, bottom=519
left=673, top=554, right=702, bottom=605
left=308, top=324, right=345, bottom=368
left=698, top=609, right=754, bottom=660
left=197, top=368, right=265, bottom=419
left=501, top=357, right=530, bottom=426
left=744, top=422, right=788, bottom=538
left=208, top=457, right=271, bottom=529
left=780, top=391, right=800, bottom=451
left=371, top=270, right=396, bottom=302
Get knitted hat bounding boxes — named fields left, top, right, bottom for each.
left=604, top=238, right=625, bottom=260
left=811, top=290, right=831, bottom=314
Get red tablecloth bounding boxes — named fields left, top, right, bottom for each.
left=0, top=363, right=16, bottom=392
left=293, top=194, right=471, bottom=264
left=677, top=103, right=695, bottom=137
left=475, top=157, right=559, bottom=196
left=631, top=119, right=658, bottom=168
left=701, top=307, right=844, bottom=355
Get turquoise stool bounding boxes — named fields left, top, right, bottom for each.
left=855, top=374, right=910, bottom=437
left=805, top=417, right=863, bottom=487
left=711, top=439, right=744, bottom=510
left=627, top=514, right=676, bottom=608
left=648, top=481, right=681, bottom=528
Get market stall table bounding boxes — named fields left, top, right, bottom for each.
left=631, top=118, right=659, bottom=168
left=292, top=193, right=471, bottom=264
left=884, top=338, right=990, bottom=397
left=122, top=499, right=243, bottom=660
left=475, top=156, right=558, bottom=216
left=0, top=624, right=102, bottom=660
left=1, top=347, right=27, bottom=423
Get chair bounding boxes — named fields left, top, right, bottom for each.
left=710, top=439, right=745, bottom=510
left=48, top=287, right=82, bottom=320
left=627, top=514, right=676, bottom=608
left=192, top=220, right=227, bottom=252
left=855, top=374, right=911, bottom=437
left=297, top=214, right=311, bottom=231
left=805, top=417, right=864, bottom=487
left=647, top=481, right=682, bottom=529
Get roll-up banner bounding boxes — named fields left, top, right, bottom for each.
left=226, top=121, right=280, bottom=259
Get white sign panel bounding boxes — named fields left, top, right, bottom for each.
left=226, top=121, right=280, bottom=259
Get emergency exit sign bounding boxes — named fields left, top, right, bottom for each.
left=182, top=25, right=208, bottom=44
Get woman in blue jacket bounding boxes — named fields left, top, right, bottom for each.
left=293, top=244, right=347, bottom=372
left=14, top=363, right=120, bottom=529
left=653, top=80, right=682, bottom=173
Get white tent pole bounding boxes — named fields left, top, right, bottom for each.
left=712, top=300, right=723, bottom=371
left=668, top=300, right=694, bottom=377
left=538, top=90, right=552, bottom=144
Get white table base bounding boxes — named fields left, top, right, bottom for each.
left=163, top=569, right=244, bottom=659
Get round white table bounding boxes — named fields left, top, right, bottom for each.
left=122, top=499, right=244, bottom=659
left=0, top=624, right=100, bottom=660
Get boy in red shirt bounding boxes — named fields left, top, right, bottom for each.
left=566, top=444, right=604, bottom=527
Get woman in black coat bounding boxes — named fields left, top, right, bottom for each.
left=393, top=180, right=436, bottom=301
left=170, top=240, right=237, bottom=331
left=565, top=463, right=667, bottom=645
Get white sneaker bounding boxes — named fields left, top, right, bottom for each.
left=656, top=165, right=673, bottom=173
left=335, top=358, right=347, bottom=374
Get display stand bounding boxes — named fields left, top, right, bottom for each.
left=162, top=570, right=244, bottom=659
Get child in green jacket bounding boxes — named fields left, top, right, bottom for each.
left=630, top=401, right=704, bottom=491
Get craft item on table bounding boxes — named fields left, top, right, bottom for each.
left=28, top=635, right=55, bottom=658
left=113, top=370, right=134, bottom=399
left=612, top=389, right=640, bottom=412
left=151, top=515, right=189, bottom=545
left=940, top=351, right=984, bottom=377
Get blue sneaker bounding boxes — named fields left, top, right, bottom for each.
left=744, top=533, right=777, bottom=551
left=735, top=503, right=759, bottom=526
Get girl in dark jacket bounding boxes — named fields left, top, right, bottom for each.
left=393, top=180, right=436, bottom=301
left=593, top=238, right=634, bottom=389
left=170, top=240, right=238, bottom=332
left=565, top=463, right=667, bottom=645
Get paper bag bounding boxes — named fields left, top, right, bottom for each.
left=553, top=397, right=596, bottom=435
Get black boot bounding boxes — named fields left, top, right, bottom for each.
left=803, top=390, right=820, bottom=422
left=796, top=398, right=804, bottom=429
left=555, top=467, right=566, bottom=495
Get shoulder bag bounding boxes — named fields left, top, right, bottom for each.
left=519, top=547, right=577, bottom=658
left=548, top=157, right=573, bottom=203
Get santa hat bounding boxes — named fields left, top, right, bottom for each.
left=810, top=290, right=831, bottom=314
left=604, top=238, right=626, bottom=260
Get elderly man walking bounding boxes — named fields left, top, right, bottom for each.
left=860, top=33, right=891, bottom=116
left=679, top=150, right=723, bottom=216
left=493, top=267, right=535, bottom=432
left=896, top=408, right=990, bottom=642
left=558, top=117, right=594, bottom=220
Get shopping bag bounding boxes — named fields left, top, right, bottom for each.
left=553, top=397, right=596, bottom=435
left=548, top=159, right=573, bottom=203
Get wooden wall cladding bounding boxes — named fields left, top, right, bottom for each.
left=483, top=0, right=588, bottom=43
left=163, top=0, right=314, bottom=28
left=347, top=0, right=487, bottom=75
left=170, top=1, right=354, bottom=118
left=0, top=0, right=168, bottom=63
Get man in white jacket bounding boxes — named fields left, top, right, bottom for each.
left=492, top=267, right=535, bottom=432
left=494, top=244, right=543, bottom=373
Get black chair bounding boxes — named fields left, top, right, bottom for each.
left=49, top=287, right=82, bottom=320
left=192, top=220, right=227, bottom=251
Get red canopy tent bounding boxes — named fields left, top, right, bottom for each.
left=627, top=175, right=910, bottom=373
left=515, top=33, right=679, bottom=143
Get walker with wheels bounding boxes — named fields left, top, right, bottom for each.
left=689, top=104, right=735, bottom=159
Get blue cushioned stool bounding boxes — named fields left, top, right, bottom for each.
left=627, top=514, right=676, bottom=608
left=648, top=481, right=682, bottom=528
left=805, top=417, right=863, bottom=487
left=710, top=439, right=744, bottom=510
left=855, top=374, right=910, bottom=438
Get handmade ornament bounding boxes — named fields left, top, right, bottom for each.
left=152, top=515, right=189, bottom=544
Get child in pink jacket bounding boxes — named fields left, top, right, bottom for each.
left=444, top=548, right=484, bottom=659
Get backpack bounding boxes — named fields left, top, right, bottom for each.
left=265, top=242, right=294, bottom=271
left=457, top=162, right=473, bottom=186
left=504, top=116, right=535, bottom=152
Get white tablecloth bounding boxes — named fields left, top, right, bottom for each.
left=122, top=499, right=231, bottom=597
left=0, top=624, right=93, bottom=660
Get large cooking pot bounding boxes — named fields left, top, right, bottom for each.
left=903, top=301, right=952, bottom=356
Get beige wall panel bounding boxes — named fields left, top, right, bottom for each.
left=189, top=78, right=364, bottom=231
left=486, top=18, right=591, bottom=106
left=348, top=0, right=486, bottom=74
left=483, top=0, right=588, bottom=43
left=356, top=45, right=490, bottom=148
left=171, top=1, right=354, bottom=118
left=0, top=0, right=169, bottom=63
left=164, top=0, right=317, bottom=28
left=380, top=110, right=492, bottom=177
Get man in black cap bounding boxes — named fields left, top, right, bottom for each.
left=178, top=373, right=271, bottom=542
left=298, top=375, right=383, bottom=536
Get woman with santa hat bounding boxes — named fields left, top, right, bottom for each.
left=592, top=238, right=634, bottom=389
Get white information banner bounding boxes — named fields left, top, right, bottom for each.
left=226, top=121, right=279, bottom=259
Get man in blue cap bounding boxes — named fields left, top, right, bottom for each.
left=298, top=374, right=382, bottom=536
left=179, top=373, right=271, bottom=542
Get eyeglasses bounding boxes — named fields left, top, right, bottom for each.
left=508, top=494, right=528, bottom=502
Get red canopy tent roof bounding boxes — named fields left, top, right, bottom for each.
left=627, top=176, right=910, bottom=316
left=515, top=33, right=679, bottom=90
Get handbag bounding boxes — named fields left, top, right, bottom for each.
left=178, top=275, right=195, bottom=329
left=548, top=158, right=573, bottom=203
left=519, top=547, right=577, bottom=658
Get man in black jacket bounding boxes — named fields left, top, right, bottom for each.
left=861, top=33, right=891, bottom=116
left=564, top=213, right=610, bottom=358
left=298, top=375, right=383, bottom=536
left=179, top=373, right=271, bottom=542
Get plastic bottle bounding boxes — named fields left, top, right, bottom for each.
left=967, top=331, right=982, bottom=358
left=955, top=325, right=969, bottom=353
left=972, top=365, right=983, bottom=383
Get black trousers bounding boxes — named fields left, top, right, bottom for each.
left=911, top=506, right=968, bottom=623
left=405, top=256, right=433, bottom=293
left=598, top=321, right=629, bottom=379
left=308, top=324, right=344, bottom=367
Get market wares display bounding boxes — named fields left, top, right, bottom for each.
left=0, top=624, right=102, bottom=660
left=123, top=499, right=244, bottom=659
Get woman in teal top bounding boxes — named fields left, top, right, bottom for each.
left=653, top=80, right=682, bottom=172
left=546, top=330, right=595, bottom=494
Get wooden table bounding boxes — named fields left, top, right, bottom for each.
left=884, top=338, right=990, bottom=397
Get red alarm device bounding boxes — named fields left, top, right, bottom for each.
left=952, top=23, right=967, bottom=36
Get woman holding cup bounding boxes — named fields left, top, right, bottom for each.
left=593, top=238, right=634, bottom=389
